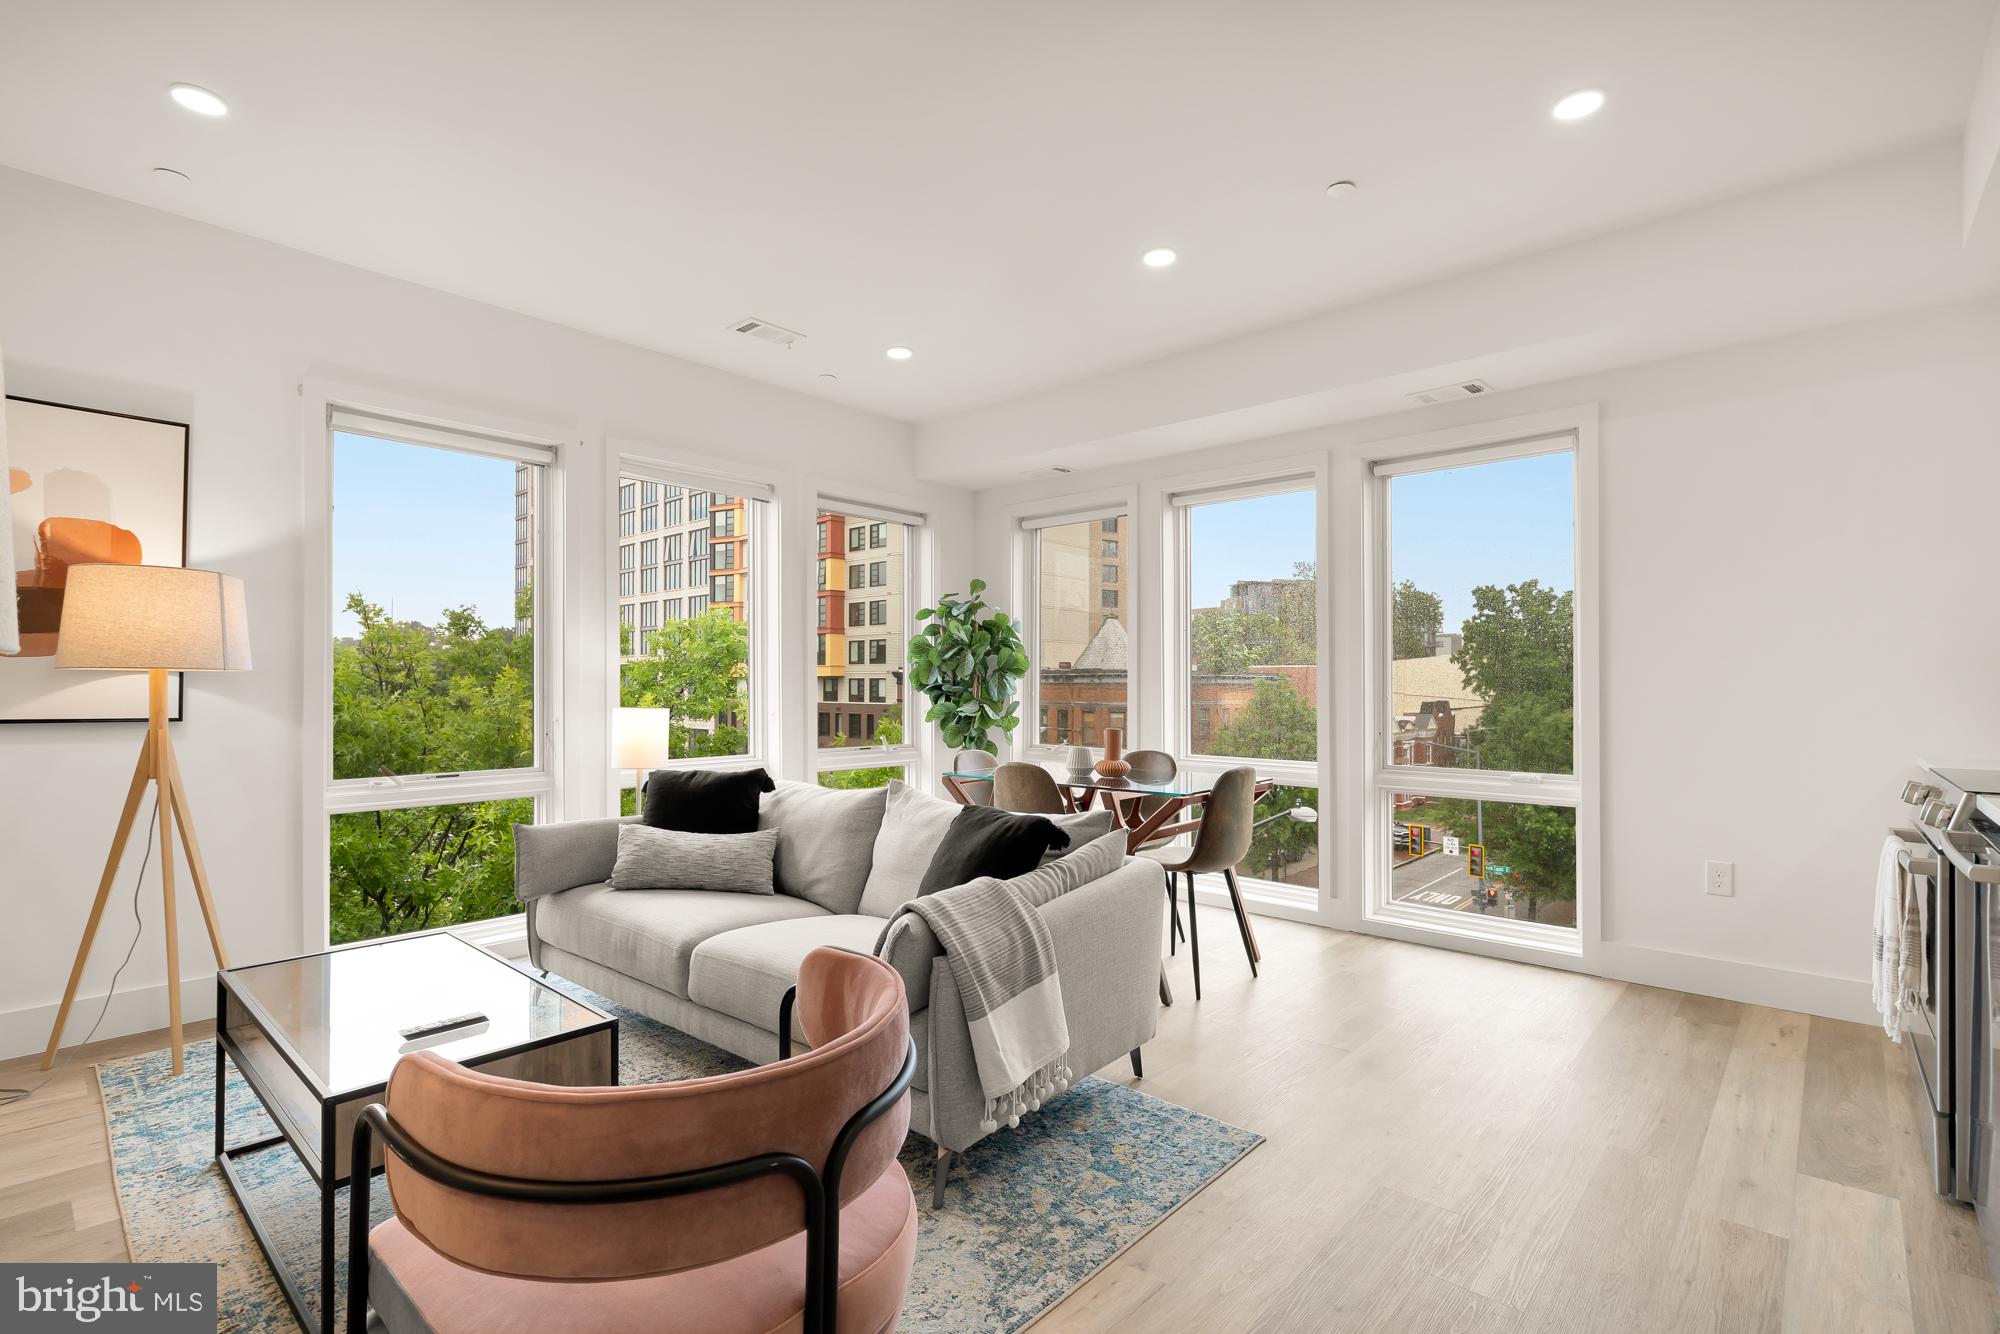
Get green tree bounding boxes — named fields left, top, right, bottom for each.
left=1433, top=577, right=1578, bottom=920
left=1392, top=580, right=1443, bottom=660
left=1245, top=784, right=1319, bottom=882
left=621, top=610, right=751, bottom=759
left=329, top=589, right=535, bottom=942
left=1190, top=607, right=1280, bottom=675
left=1212, top=676, right=1317, bottom=762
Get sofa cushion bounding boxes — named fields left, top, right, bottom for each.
left=608, top=825, right=778, bottom=894
left=641, top=767, right=775, bottom=835
left=534, top=883, right=826, bottom=998
left=916, top=805, right=1069, bottom=895
left=688, top=915, right=894, bottom=1037
left=758, top=781, right=887, bottom=914
left=857, top=781, right=963, bottom=918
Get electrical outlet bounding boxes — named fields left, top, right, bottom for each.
left=1705, top=860, right=1735, bottom=897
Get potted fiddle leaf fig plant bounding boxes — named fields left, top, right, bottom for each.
left=907, top=579, right=1029, bottom=756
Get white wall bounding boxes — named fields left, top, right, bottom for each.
left=969, top=295, right=2000, bottom=1022
left=0, top=167, right=971, bottom=1059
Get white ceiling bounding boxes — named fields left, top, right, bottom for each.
left=0, top=1, right=1991, bottom=423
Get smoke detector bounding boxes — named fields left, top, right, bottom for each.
left=729, top=317, right=806, bottom=348
left=1405, top=379, right=1492, bottom=406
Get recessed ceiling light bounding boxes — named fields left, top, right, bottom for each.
left=1325, top=180, right=1358, bottom=199
left=1141, top=247, right=1178, bottom=269
left=151, top=166, right=190, bottom=182
left=169, top=83, right=228, bottom=117
left=885, top=346, right=913, bottom=361
left=1551, top=88, right=1604, bottom=122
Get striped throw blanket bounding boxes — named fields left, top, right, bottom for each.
left=885, top=875, right=1071, bottom=1130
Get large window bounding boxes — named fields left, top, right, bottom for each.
left=616, top=468, right=763, bottom=786
left=813, top=503, right=922, bottom=786
left=1377, top=444, right=1578, bottom=939
left=1182, top=486, right=1317, bottom=761
left=326, top=416, right=553, bottom=943
left=1029, top=513, right=1128, bottom=746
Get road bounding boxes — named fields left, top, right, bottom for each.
left=1389, top=850, right=1491, bottom=914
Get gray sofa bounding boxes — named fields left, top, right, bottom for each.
left=513, top=780, right=1164, bottom=1203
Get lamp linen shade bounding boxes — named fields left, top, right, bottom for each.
left=613, top=706, right=672, bottom=770
left=55, top=564, right=251, bottom=672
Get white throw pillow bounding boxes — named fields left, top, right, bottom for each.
left=858, top=780, right=965, bottom=918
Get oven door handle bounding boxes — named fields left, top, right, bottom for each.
left=1890, top=828, right=1940, bottom=878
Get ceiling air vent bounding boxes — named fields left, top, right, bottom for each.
left=1405, top=379, right=1492, bottom=406
left=729, top=316, right=806, bottom=348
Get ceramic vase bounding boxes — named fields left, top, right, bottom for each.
left=1094, top=727, right=1131, bottom=778
left=1065, top=745, right=1094, bottom=777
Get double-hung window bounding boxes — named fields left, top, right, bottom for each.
left=614, top=463, right=773, bottom=809
left=321, top=409, right=558, bottom=946
left=1372, top=437, right=1582, bottom=948
left=813, top=498, right=924, bottom=791
left=1170, top=476, right=1321, bottom=896
left=1021, top=508, right=1130, bottom=749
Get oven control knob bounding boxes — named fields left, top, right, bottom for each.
left=1921, top=798, right=1954, bottom=829
left=1903, top=780, right=1927, bottom=804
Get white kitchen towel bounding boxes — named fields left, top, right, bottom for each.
left=0, top=347, right=16, bottom=655
left=1872, top=834, right=1906, bottom=1042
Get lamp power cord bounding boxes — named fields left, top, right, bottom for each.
left=0, top=793, right=160, bottom=1108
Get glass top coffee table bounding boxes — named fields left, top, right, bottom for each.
left=214, top=932, right=616, bottom=1334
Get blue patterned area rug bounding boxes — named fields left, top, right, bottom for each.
left=97, top=980, right=1260, bottom=1333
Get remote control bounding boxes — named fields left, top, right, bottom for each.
left=398, top=1012, right=487, bottom=1041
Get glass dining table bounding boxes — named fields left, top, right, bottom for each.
left=941, top=765, right=1275, bottom=855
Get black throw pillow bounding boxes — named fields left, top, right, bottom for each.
left=641, top=767, right=776, bottom=835
left=918, top=805, right=1071, bottom=896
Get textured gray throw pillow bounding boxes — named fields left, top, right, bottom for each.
left=758, top=781, right=887, bottom=913
left=1008, top=829, right=1128, bottom=907
left=608, top=824, right=779, bottom=894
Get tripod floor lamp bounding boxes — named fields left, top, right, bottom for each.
left=42, top=563, right=251, bottom=1077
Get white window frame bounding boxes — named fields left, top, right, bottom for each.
left=610, top=449, right=780, bottom=799
left=1013, top=487, right=1139, bottom=762
left=808, top=487, right=931, bottom=784
left=1360, top=407, right=1600, bottom=966
left=1161, top=457, right=1330, bottom=915
left=301, top=384, right=568, bottom=954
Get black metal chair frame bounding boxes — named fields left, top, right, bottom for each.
left=350, top=985, right=914, bottom=1334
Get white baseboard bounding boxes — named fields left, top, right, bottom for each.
left=0, top=975, right=217, bottom=1064
left=1597, top=942, right=1875, bottom=1026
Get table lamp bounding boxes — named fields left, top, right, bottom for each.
left=613, top=705, right=672, bottom=801
left=42, top=564, right=251, bottom=1077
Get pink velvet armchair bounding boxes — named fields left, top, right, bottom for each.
left=348, top=948, right=918, bottom=1334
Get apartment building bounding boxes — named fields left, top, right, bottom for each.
left=616, top=477, right=725, bottom=657
left=815, top=511, right=905, bottom=745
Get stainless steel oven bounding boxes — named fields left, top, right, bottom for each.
left=1898, top=766, right=2000, bottom=1213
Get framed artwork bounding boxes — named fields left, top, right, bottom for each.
left=2, top=395, right=190, bottom=723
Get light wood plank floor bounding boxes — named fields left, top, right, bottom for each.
left=4, top=911, right=1995, bottom=1332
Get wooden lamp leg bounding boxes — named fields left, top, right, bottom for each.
left=148, top=670, right=185, bottom=1076
left=160, top=737, right=228, bottom=970
left=40, top=733, right=154, bottom=1070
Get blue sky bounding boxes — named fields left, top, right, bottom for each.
left=332, top=432, right=518, bottom=637
left=1190, top=453, right=1573, bottom=630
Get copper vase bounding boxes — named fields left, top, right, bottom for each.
left=1094, top=727, right=1131, bottom=778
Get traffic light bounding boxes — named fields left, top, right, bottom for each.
left=1408, top=823, right=1427, bottom=855
left=1468, top=842, right=1485, bottom=879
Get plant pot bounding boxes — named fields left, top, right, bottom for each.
left=1064, top=745, right=1094, bottom=778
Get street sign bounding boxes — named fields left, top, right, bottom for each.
left=1467, top=843, right=1485, bottom=879
left=1442, top=835, right=1460, bottom=856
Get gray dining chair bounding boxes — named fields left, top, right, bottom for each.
left=1139, top=766, right=1261, bottom=1000
left=993, top=762, right=1069, bottom=814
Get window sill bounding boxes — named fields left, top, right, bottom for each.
left=1365, top=901, right=1582, bottom=957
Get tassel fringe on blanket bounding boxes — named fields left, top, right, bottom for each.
left=982, top=1058, right=1075, bottom=1131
